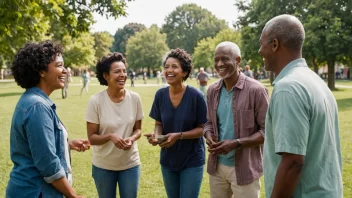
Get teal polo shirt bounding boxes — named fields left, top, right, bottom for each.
left=217, top=85, right=235, bottom=166
left=264, top=58, right=343, bottom=198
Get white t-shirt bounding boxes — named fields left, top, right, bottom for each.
left=61, top=124, right=72, bottom=186
left=85, top=89, right=144, bottom=170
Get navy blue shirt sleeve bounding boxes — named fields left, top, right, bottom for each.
left=149, top=89, right=162, bottom=122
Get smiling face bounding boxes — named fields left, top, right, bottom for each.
left=40, top=54, right=67, bottom=94
left=163, top=57, right=187, bottom=85
left=104, top=61, right=127, bottom=89
left=214, top=46, right=238, bottom=79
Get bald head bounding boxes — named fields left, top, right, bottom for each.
left=263, top=14, right=305, bottom=51
left=215, top=41, right=241, bottom=60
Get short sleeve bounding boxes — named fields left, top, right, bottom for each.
left=85, top=96, right=99, bottom=124
left=196, top=92, right=207, bottom=125
left=135, top=94, right=144, bottom=120
left=149, top=90, right=161, bottom=122
left=271, top=91, right=310, bottom=156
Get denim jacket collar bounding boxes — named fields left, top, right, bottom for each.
left=215, top=72, right=246, bottom=91
left=27, top=87, right=56, bottom=110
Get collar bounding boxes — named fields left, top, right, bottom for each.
left=272, top=58, right=307, bottom=86
left=215, top=72, right=246, bottom=91
left=27, top=87, right=56, bottom=109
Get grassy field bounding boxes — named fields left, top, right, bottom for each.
left=0, top=77, right=351, bottom=197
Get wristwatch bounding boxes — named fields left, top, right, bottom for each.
left=236, top=139, right=242, bottom=149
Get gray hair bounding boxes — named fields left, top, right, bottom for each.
left=264, top=14, right=305, bottom=50
left=215, top=41, right=241, bottom=60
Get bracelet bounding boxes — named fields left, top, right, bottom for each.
left=180, top=132, right=183, bottom=140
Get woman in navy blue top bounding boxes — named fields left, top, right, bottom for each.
left=145, top=48, right=207, bottom=198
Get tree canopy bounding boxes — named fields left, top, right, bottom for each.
left=111, top=23, right=146, bottom=55
left=162, top=3, right=227, bottom=54
left=236, top=0, right=352, bottom=90
left=93, top=31, right=114, bottom=62
left=126, top=26, right=169, bottom=73
left=0, top=0, right=130, bottom=68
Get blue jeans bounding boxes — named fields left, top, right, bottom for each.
left=92, top=165, right=140, bottom=198
left=161, top=165, right=204, bottom=198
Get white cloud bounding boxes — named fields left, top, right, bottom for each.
left=91, top=0, right=240, bottom=34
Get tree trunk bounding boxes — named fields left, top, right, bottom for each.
left=327, top=59, right=336, bottom=90
left=312, top=57, right=318, bottom=74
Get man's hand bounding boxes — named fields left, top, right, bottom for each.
left=109, top=134, right=129, bottom=149
left=69, top=139, right=91, bottom=152
left=159, top=133, right=180, bottom=148
left=208, top=140, right=238, bottom=155
left=144, top=134, right=158, bottom=146
left=205, top=131, right=218, bottom=149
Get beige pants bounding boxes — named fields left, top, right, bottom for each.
left=209, top=164, right=260, bottom=198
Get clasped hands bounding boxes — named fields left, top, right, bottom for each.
left=110, top=133, right=135, bottom=150
left=144, top=133, right=180, bottom=148
left=205, top=132, right=239, bottom=155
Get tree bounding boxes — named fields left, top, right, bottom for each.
left=236, top=0, right=352, bottom=90
left=162, top=3, right=227, bottom=54
left=93, top=31, right=114, bottom=61
left=126, top=26, right=169, bottom=74
left=193, top=28, right=242, bottom=69
left=111, top=23, right=146, bottom=55
left=0, top=0, right=130, bottom=68
left=62, top=33, right=96, bottom=69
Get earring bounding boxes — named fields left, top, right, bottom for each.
left=41, top=74, right=44, bottom=78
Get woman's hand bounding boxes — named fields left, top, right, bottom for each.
left=159, top=133, right=181, bottom=148
left=144, top=134, right=158, bottom=146
left=69, top=139, right=91, bottom=152
left=109, top=134, right=129, bottom=149
left=123, top=137, right=136, bottom=150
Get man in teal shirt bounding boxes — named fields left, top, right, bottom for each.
left=259, top=14, right=343, bottom=198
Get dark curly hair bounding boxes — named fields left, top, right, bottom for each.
left=163, top=48, right=193, bottom=81
left=11, top=41, right=63, bottom=89
left=96, top=52, right=127, bottom=86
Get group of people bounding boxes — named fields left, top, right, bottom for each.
left=6, top=14, right=342, bottom=198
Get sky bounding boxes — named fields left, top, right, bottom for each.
left=91, top=0, right=241, bottom=35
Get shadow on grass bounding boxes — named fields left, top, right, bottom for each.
left=0, top=92, right=22, bottom=98
left=337, top=98, right=352, bottom=111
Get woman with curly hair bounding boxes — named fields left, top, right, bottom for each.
left=6, top=41, right=89, bottom=198
left=145, top=48, right=207, bottom=198
left=85, top=52, right=144, bottom=198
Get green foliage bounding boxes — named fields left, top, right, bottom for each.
left=63, top=33, right=96, bottom=69
left=93, top=31, right=114, bottom=62
left=236, top=0, right=352, bottom=90
left=193, top=28, right=242, bottom=69
left=126, top=26, right=169, bottom=73
left=162, top=3, right=227, bottom=54
left=111, top=23, right=146, bottom=55
left=0, top=0, right=129, bottom=69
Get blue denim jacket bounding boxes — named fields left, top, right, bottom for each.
left=6, top=87, right=69, bottom=198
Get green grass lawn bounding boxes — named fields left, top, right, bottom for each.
left=0, top=77, right=351, bottom=197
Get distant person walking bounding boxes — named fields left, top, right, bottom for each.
left=244, top=65, right=254, bottom=78
left=62, top=67, right=71, bottom=99
left=196, top=67, right=209, bottom=96
left=130, top=71, right=135, bottom=87
left=80, top=69, right=90, bottom=95
left=143, top=72, right=147, bottom=84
